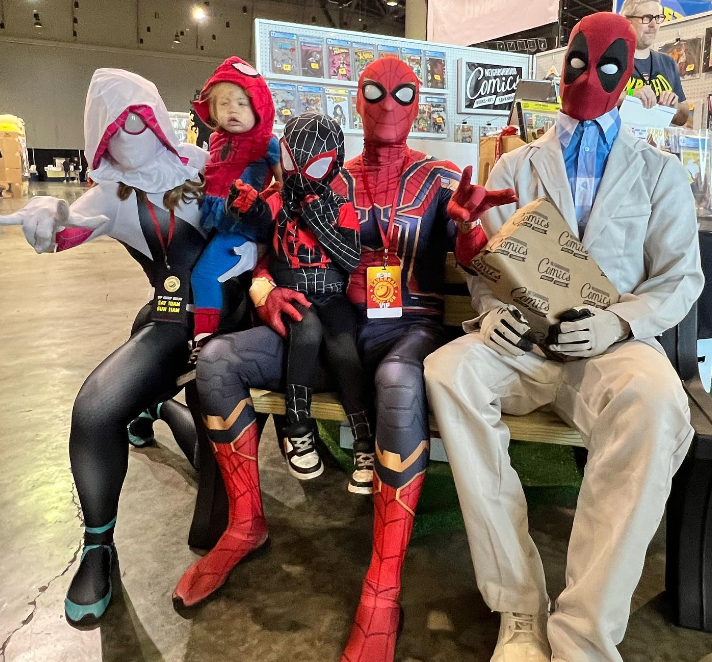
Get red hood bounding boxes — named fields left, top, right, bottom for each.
left=193, top=56, right=275, bottom=148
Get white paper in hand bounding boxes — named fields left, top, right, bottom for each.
left=619, top=96, right=676, bottom=129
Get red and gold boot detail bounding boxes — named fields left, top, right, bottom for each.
left=341, top=471, right=425, bottom=662
left=173, top=419, right=268, bottom=606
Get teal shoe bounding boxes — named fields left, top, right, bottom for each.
left=127, top=409, right=157, bottom=447
left=64, top=544, right=115, bottom=627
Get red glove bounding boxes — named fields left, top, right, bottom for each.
left=448, top=165, right=518, bottom=230
left=259, top=180, right=282, bottom=201
left=230, top=179, right=259, bottom=213
left=256, top=287, right=312, bottom=338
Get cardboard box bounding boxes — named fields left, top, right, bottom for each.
left=478, top=133, right=526, bottom=185
left=0, top=137, right=22, bottom=170
left=470, top=198, right=620, bottom=344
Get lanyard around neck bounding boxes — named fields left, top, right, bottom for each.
left=360, top=157, right=407, bottom=267
left=146, top=200, right=175, bottom=269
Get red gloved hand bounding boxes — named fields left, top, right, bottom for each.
left=256, top=287, right=312, bottom=338
left=259, top=180, right=282, bottom=201
left=448, top=166, right=518, bottom=230
left=230, top=179, right=259, bottom=213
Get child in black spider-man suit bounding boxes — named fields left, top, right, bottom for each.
left=226, top=112, right=374, bottom=494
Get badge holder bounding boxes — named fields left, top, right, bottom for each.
left=362, top=164, right=405, bottom=319
left=146, top=201, right=189, bottom=324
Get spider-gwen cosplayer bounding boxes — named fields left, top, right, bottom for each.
left=228, top=112, right=375, bottom=491
left=0, top=69, right=211, bottom=626
left=172, top=56, right=514, bottom=658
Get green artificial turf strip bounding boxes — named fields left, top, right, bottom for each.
left=316, top=420, right=584, bottom=536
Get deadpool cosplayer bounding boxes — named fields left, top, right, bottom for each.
left=425, top=13, right=702, bottom=662
left=172, top=57, right=514, bottom=662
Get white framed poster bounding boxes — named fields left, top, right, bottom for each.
left=458, top=59, right=523, bottom=115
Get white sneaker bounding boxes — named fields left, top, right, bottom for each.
left=282, top=430, right=324, bottom=481
left=490, top=612, right=551, bottom=662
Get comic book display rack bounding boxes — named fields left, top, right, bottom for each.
left=254, top=19, right=532, bottom=145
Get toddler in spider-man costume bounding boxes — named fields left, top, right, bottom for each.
left=189, top=56, right=281, bottom=346
left=226, top=112, right=376, bottom=493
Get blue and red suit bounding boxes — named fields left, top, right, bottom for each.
left=190, top=57, right=278, bottom=336
left=173, top=58, right=514, bottom=662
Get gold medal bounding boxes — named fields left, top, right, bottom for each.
left=164, top=275, right=181, bottom=293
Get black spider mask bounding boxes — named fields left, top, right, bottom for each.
left=280, top=112, right=345, bottom=211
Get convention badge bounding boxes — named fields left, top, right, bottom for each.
left=151, top=266, right=189, bottom=324
left=367, top=265, right=403, bottom=318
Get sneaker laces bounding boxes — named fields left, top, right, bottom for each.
left=291, top=433, right=315, bottom=455
left=354, top=451, right=374, bottom=470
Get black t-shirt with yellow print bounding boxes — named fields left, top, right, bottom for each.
left=624, top=50, right=686, bottom=101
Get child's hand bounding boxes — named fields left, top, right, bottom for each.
left=228, top=179, right=259, bottom=213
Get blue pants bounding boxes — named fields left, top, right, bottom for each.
left=191, top=233, right=253, bottom=311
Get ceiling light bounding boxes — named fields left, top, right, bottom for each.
left=193, top=6, right=206, bottom=20
left=173, top=31, right=181, bottom=43
left=386, top=0, right=398, bottom=5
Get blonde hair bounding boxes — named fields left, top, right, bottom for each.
left=202, top=81, right=247, bottom=130
left=117, top=176, right=205, bottom=210
left=620, top=0, right=662, bottom=16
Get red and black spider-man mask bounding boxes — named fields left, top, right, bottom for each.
left=357, top=58, right=420, bottom=144
left=280, top=112, right=345, bottom=210
left=560, top=13, right=636, bottom=121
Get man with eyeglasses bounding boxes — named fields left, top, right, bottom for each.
left=620, top=0, right=689, bottom=125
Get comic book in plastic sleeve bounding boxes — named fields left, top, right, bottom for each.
left=327, top=38, right=353, bottom=81
left=412, top=101, right=432, bottom=133
left=350, top=90, right=363, bottom=130
left=269, top=82, right=297, bottom=126
left=353, top=43, right=376, bottom=79
left=325, top=88, right=351, bottom=129
left=426, top=50, right=447, bottom=89
left=378, top=44, right=400, bottom=60
left=401, top=47, right=423, bottom=83
left=298, top=85, right=325, bottom=115
left=270, top=31, right=298, bottom=74
left=299, top=35, right=325, bottom=78
left=428, top=97, right=447, bottom=134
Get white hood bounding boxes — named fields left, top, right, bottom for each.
left=84, top=68, right=200, bottom=193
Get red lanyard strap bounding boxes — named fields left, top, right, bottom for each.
left=361, top=158, right=407, bottom=266
left=146, top=200, right=175, bottom=268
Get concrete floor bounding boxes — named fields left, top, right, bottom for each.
left=1, top=183, right=712, bottom=662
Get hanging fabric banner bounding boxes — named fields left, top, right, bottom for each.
left=426, top=0, right=559, bottom=46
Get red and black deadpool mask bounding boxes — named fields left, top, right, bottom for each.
left=280, top=112, right=345, bottom=210
left=560, top=13, right=636, bottom=121
left=357, top=58, right=420, bottom=144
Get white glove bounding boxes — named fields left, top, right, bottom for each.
left=480, top=305, right=536, bottom=358
left=0, top=197, right=108, bottom=254
left=547, top=306, right=630, bottom=358
left=217, top=242, right=258, bottom=283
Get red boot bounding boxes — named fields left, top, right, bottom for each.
left=341, top=472, right=425, bottom=662
left=173, top=421, right=268, bottom=606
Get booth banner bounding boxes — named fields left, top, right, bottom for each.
left=459, top=60, right=523, bottom=113
left=616, top=0, right=712, bottom=19
left=427, top=0, right=559, bottom=46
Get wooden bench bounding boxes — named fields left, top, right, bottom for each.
left=184, top=253, right=712, bottom=635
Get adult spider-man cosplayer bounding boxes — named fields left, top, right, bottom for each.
left=172, top=57, right=515, bottom=660
left=228, top=112, right=376, bottom=491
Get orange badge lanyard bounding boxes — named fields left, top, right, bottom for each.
left=360, top=159, right=407, bottom=269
